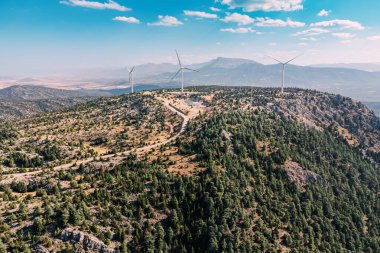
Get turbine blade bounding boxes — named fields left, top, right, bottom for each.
left=175, top=50, right=182, bottom=66
left=267, top=55, right=284, bottom=64
left=131, top=66, right=135, bottom=72
left=170, top=69, right=181, bottom=81
left=184, top=67, right=198, bottom=72
left=285, top=54, right=302, bottom=65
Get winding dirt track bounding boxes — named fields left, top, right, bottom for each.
left=0, top=97, right=189, bottom=184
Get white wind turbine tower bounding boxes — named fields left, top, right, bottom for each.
left=268, top=55, right=301, bottom=94
left=127, top=66, right=135, bottom=93
left=171, top=50, right=198, bottom=93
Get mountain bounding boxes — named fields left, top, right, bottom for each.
left=0, top=84, right=163, bottom=121
left=0, top=97, right=95, bottom=122
left=139, top=58, right=380, bottom=102
left=311, top=62, right=380, bottom=72
left=9, top=58, right=380, bottom=103
left=0, top=85, right=109, bottom=100
left=134, top=62, right=179, bottom=77
left=0, top=85, right=111, bottom=122
left=0, top=87, right=379, bottom=252
left=196, top=57, right=258, bottom=69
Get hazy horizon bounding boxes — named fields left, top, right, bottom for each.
left=1, top=56, right=380, bottom=78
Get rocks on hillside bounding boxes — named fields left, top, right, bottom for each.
left=282, top=160, right=325, bottom=190
left=61, top=227, right=115, bottom=253
left=269, top=93, right=380, bottom=153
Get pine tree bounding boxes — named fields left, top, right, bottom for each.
left=0, top=239, right=7, bottom=253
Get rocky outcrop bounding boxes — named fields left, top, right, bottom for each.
left=268, top=93, right=380, bottom=154
left=61, top=227, right=115, bottom=253
left=282, top=160, right=325, bottom=190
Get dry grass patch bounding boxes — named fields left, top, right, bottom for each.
left=256, top=140, right=277, bottom=156
left=337, top=126, right=359, bottom=146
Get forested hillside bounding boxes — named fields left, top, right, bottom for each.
left=0, top=97, right=94, bottom=122
left=0, top=87, right=379, bottom=252
left=0, top=85, right=106, bottom=100
left=0, top=85, right=112, bottom=122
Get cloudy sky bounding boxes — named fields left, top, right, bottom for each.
left=1, top=0, right=380, bottom=75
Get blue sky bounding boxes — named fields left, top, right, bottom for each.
left=1, top=0, right=380, bottom=75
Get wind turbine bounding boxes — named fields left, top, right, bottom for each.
left=268, top=55, right=301, bottom=94
left=171, top=50, right=198, bottom=93
left=127, top=66, right=135, bottom=93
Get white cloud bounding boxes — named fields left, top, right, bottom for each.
left=332, top=33, right=356, bottom=39
left=293, top=28, right=330, bottom=37
left=220, top=27, right=255, bottom=33
left=113, top=16, right=140, bottom=24
left=298, top=42, right=307, bottom=46
left=301, top=37, right=318, bottom=41
left=311, top=19, right=364, bottom=30
left=340, top=40, right=353, bottom=44
left=60, top=0, right=130, bottom=11
left=210, top=7, right=222, bottom=12
left=367, top=35, right=380, bottom=41
left=184, top=10, right=218, bottom=19
left=269, top=42, right=277, bottom=46
left=255, top=17, right=305, bottom=27
left=148, top=15, right=183, bottom=27
left=317, top=9, right=331, bottom=17
left=221, top=13, right=254, bottom=25
left=221, top=0, right=304, bottom=12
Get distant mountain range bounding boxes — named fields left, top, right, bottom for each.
left=2, top=58, right=380, bottom=103
left=57, top=58, right=379, bottom=102
left=310, top=63, right=380, bottom=72
left=127, top=57, right=380, bottom=102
